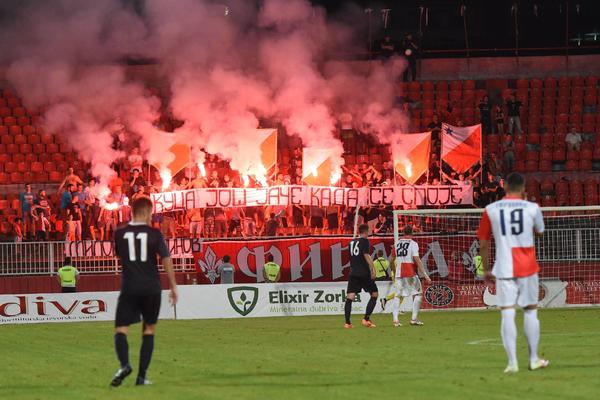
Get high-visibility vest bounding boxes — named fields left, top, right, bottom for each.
left=474, top=255, right=484, bottom=276
left=264, top=262, right=281, bottom=282
left=58, top=265, right=78, bottom=287
left=373, top=257, right=390, bottom=278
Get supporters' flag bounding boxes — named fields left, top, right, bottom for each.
left=441, top=123, right=482, bottom=173
left=302, top=148, right=334, bottom=186
left=165, top=143, right=191, bottom=176
left=391, top=131, right=431, bottom=185
left=257, top=128, right=278, bottom=174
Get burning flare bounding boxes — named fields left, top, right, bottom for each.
left=330, top=169, right=341, bottom=185
left=310, top=165, right=318, bottom=178
left=198, top=162, right=206, bottom=178
left=160, top=168, right=172, bottom=191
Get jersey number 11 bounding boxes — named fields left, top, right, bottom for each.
left=123, top=232, right=148, bottom=262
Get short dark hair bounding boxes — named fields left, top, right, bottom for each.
left=376, top=249, right=384, bottom=257
left=64, top=257, right=72, bottom=265
left=403, top=225, right=413, bottom=235
left=133, top=168, right=140, bottom=173
left=222, top=255, right=231, bottom=263
left=266, top=254, right=274, bottom=262
left=506, top=172, right=525, bottom=192
left=358, top=224, right=369, bottom=234
left=132, top=197, right=153, bottom=216
left=66, top=183, right=73, bottom=189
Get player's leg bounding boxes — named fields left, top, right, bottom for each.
left=344, top=290, right=356, bottom=328
left=518, top=275, right=549, bottom=371
left=362, top=279, right=378, bottom=327
left=409, top=278, right=424, bottom=325
left=111, top=295, right=134, bottom=387
left=136, top=294, right=162, bottom=385
left=497, top=279, right=519, bottom=373
left=391, top=297, right=401, bottom=326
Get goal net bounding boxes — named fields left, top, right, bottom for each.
left=389, top=206, right=600, bottom=310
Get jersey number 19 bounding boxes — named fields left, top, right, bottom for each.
left=123, top=232, right=148, bottom=262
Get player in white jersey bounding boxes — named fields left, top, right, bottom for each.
left=381, top=225, right=431, bottom=326
left=477, top=172, right=549, bottom=374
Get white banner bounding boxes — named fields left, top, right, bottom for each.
left=150, top=184, right=473, bottom=213
left=64, top=238, right=202, bottom=258
left=0, top=280, right=571, bottom=324
left=0, top=291, right=173, bottom=324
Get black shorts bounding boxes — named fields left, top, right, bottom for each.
left=61, top=286, right=76, bottom=293
left=347, top=275, right=378, bottom=294
left=115, top=293, right=161, bottom=327
left=310, top=216, right=324, bottom=229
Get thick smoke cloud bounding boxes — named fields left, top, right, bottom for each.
left=0, top=0, right=407, bottom=190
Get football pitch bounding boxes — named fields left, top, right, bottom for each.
left=0, top=308, right=598, bottom=400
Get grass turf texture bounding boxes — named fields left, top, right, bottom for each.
left=0, top=308, right=598, bottom=400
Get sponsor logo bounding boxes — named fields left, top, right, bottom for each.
left=424, top=284, right=454, bottom=307
left=0, top=296, right=106, bottom=318
left=227, top=286, right=259, bottom=316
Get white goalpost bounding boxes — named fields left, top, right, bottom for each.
left=388, top=206, right=600, bottom=310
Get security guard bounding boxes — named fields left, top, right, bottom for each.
left=263, top=254, right=281, bottom=283
left=473, top=253, right=484, bottom=278
left=373, top=250, right=391, bottom=281
left=57, top=257, right=80, bottom=293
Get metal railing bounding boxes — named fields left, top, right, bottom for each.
left=0, top=241, right=195, bottom=276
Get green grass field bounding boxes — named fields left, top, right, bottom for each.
left=0, top=308, right=599, bottom=400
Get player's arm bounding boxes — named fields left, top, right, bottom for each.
left=476, top=210, right=493, bottom=282
left=390, top=248, right=396, bottom=280
left=157, top=233, right=178, bottom=305
left=413, top=255, right=431, bottom=283
left=533, top=205, right=545, bottom=237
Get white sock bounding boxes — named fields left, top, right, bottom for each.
left=411, top=295, right=422, bottom=321
left=392, top=297, right=400, bottom=321
left=501, top=308, right=518, bottom=367
left=523, top=309, right=540, bottom=364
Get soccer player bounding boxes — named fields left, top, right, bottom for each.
left=344, top=224, right=378, bottom=328
left=382, top=225, right=431, bottom=326
left=477, top=172, right=549, bottom=373
left=110, top=197, right=178, bottom=387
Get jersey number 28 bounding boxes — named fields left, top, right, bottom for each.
left=123, top=232, right=148, bottom=262
left=395, top=242, right=410, bottom=257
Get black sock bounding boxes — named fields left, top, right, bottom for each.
left=344, top=299, right=353, bottom=324
left=114, top=333, right=129, bottom=368
left=364, top=297, right=377, bottom=321
left=138, top=334, right=155, bottom=380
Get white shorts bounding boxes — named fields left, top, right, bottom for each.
left=496, top=274, right=539, bottom=308
left=393, top=276, right=422, bottom=298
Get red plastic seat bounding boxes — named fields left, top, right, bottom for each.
left=40, top=133, right=54, bottom=144
left=47, top=143, right=59, bottom=154
left=31, top=161, right=43, bottom=173
left=580, top=159, right=593, bottom=170
left=33, top=143, right=45, bottom=154
left=12, top=153, right=25, bottom=163
left=6, top=143, right=18, bottom=153
left=49, top=171, right=62, bottom=182
left=539, top=160, right=552, bottom=172
left=16, top=162, right=28, bottom=173
left=525, top=160, right=538, bottom=172
left=553, top=148, right=566, bottom=161
left=23, top=125, right=36, bottom=136
left=19, top=143, right=32, bottom=154
left=16, top=116, right=29, bottom=126
left=9, top=125, right=21, bottom=135
left=0, top=173, right=8, bottom=184
left=24, top=153, right=37, bottom=163
left=526, top=151, right=539, bottom=161
left=9, top=172, right=23, bottom=183
left=0, top=107, right=11, bottom=117
left=565, top=160, right=578, bottom=171
left=566, top=150, right=580, bottom=161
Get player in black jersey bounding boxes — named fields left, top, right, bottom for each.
left=110, top=197, right=178, bottom=387
left=344, top=224, right=378, bottom=328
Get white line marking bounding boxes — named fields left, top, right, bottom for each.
left=467, top=332, right=600, bottom=346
